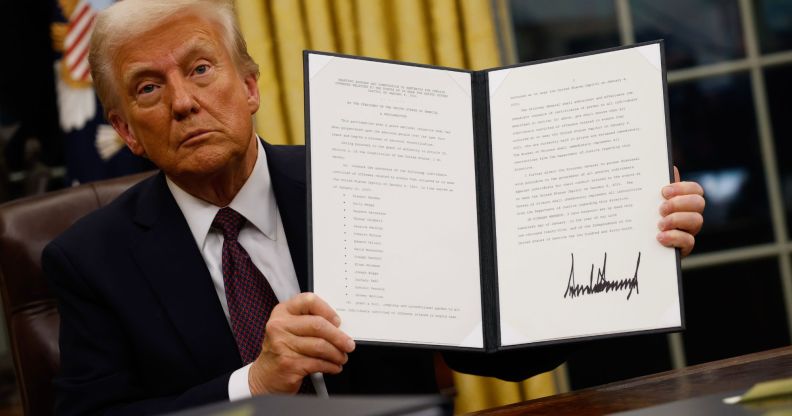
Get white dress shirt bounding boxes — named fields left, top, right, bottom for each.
left=166, top=139, right=327, bottom=400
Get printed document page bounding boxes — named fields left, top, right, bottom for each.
left=308, top=54, right=484, bottom=348
left=488, top=44, right=681, bottom=346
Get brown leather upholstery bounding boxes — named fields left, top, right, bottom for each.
left=0, top=171, right=154, bottom=416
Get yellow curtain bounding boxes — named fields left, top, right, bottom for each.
left=453, top=370, right=557, bottom=413
left=234, top=0, right=506, bottom=145
left=233, top=0, right=557, bottom=413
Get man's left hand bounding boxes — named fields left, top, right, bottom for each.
left=657, top=166, right=705, bottom=257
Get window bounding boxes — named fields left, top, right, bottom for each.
left=501, top=0, right=792, bottom=390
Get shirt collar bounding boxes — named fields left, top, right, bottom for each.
left=166, top=139, right=278, bottom=249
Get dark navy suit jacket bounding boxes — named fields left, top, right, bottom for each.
left=43, top=143, right=567, bottom=415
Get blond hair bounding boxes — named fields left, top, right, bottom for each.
left=89, top=0, right=259, bottom=116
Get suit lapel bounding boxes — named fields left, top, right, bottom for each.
left=131, top=173, right=242, bottom=374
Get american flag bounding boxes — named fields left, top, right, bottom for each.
left=50, top=0, right=153, bottom=184
left=62, top=0, right=97, bottom=83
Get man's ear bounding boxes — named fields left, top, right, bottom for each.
left=244, top=73, right=260, bottom=115
left=108, top=110, right=146, bottom=157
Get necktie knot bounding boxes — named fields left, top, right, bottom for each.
left=212, top=207, right=246, bottom=241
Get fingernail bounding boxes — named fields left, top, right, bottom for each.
left=657, top=219, right=667, bottom=230
left=346, top=338, right=356, bottom=351
left=662, top=186, right=674, bottom=198
left=656, top=232, right=666, bottom=244
left=332, top=315, right=341, bottom=326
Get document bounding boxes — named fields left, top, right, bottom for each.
left=305, top=41, right=682, bottom=351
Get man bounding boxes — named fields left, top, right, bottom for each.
left=42, top=0, right=705, bottom=414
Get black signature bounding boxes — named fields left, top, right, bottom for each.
left=563, top=252, right=641, bottom=300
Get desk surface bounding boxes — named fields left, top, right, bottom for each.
left=472, top=346, right=792, bottom=415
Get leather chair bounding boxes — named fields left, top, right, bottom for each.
left=0, top=171, right=154, bottom=416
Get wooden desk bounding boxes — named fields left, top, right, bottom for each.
left=472, top=346, right=792, bottom=415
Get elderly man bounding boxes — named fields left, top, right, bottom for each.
left=43, top=0, right=705, bottom=414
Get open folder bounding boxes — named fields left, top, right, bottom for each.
left=305, top=41, right=683, bottom=352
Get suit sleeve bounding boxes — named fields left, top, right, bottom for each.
left=43, top=241, right=230, bottom=416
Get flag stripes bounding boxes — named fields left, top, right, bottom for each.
left=63, top=0, right=96, bottom=82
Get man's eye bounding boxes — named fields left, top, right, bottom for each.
left=139, top=84, right=156, bottom=94
left=194, top=64, right=209, bottom=75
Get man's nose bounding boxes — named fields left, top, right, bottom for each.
left=170, top=76, right=200, bottom=120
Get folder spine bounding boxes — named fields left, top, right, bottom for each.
left=471, top=71, right=501, bottom=353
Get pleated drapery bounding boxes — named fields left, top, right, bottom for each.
left=234, top=0, right=501, bottom=145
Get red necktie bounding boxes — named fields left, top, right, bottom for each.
left=213, top=207, right=315, bottom=394
left=212, top=207, right=278, bottom=364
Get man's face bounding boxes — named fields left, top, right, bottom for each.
left=108, top=13, right=260, bottom=180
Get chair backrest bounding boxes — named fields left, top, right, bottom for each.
left=0, top=171, right=154, bottom=416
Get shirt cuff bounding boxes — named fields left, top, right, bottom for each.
left=228, top=363, right=253, bottom=401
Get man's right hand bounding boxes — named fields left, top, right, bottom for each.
left=248, top=293, right=355, bottom=395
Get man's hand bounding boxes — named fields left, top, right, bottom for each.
left=248, top=293, right=355, bottom=395
left=657, top=166, right=705, bottom=257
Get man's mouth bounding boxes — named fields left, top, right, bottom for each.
left=182, top=129, right=213, bottom=144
